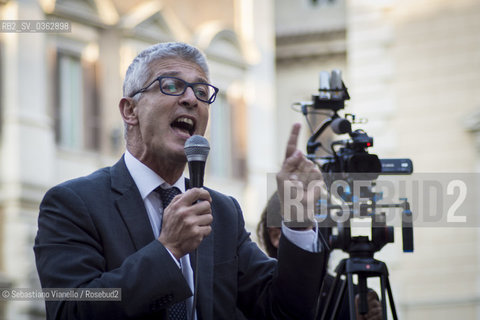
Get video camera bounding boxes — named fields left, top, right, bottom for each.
left=295, top=70, right=415, bottom=319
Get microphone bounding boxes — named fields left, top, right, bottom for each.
left=330, top=69, right=343, bottom=99
left=319, top=71, right=331, bottom=99
left=331, top=117, right=352, bottom=135
left=184, top=135, right=210, bottom=320
left=184, top=135, right=210, bottom=189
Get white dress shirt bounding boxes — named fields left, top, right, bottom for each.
left=123, top=150, right=319, bottom=319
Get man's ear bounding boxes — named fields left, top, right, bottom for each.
left=119, top=97, right=138, bottom=125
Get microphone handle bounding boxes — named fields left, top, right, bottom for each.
left=187, top=160, right=205, bottom=320
left=188, top=161, right=206, bottom=189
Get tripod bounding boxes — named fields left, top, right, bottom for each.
left=319, top=236, right=398, bottom=320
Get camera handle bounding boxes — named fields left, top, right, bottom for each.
left=307, top=115, right=338, bottom=155
left=307, top=113, right=354, bottom=157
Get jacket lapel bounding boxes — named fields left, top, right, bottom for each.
left=110, top=156, right=155, bottom=250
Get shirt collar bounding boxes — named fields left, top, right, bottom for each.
left=124, top=150, right=186, bottom=200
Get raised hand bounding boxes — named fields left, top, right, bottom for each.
left=276, top=123, right=323, bottom=228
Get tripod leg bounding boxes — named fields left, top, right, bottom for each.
left=347, top=273, right=357, bottom=320
left=357, top=276, right=369, bottom=315
left=379, top=273, right=388, bottom=320
left=320, top=261, right=345, bottom=320
left=385, top=275, right=398, bottom=320
left=329, top=279, right=347, bottom=320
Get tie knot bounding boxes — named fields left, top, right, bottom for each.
left=156, top=186, right=181, bottom=208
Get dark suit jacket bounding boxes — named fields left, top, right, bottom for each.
left=34, top=156, right=326, bottom=319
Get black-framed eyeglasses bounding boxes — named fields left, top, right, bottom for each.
left=130, top=76, right=219, bottom=104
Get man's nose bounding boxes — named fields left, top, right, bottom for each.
left=179, top=86, right=198, bottom=107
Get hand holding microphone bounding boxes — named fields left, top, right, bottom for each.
left=158, top=135, right=212, bottom=259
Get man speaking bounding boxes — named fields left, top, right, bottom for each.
left=34, top=42, right=326, bottom=319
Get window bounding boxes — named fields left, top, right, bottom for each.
left=57, top=53, right=83, bottom=149
left=55, top=51, right=100, bottom=151
left=208, top=93, right=233, bottom=177
left=208, top=92, right=247, bottom=180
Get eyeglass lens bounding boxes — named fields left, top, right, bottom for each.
left=160, top=77, right=213, bottom=102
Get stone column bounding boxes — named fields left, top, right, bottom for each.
left=0, top=1, right=53, bottom=319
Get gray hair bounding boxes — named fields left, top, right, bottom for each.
left=123, top=42, right=210, bottom=99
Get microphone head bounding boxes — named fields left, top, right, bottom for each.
left=331, top=118, right=351, bottom=134
left=319, top=71, right=331, bottom=99
left=330, top=69, right=344, bottom=99
left=184, top=135, right=210, bottom=162
left=330, top=69, right=343, bottom=90
left=319, top=71, right=330, bottom=90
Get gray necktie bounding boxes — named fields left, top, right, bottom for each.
left=157, top=186, right=188, bottom=320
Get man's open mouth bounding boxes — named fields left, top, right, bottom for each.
left=171, top=116, right=195, bottom=136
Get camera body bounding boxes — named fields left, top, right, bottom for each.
left=321, top=131, right=381, bottom=176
